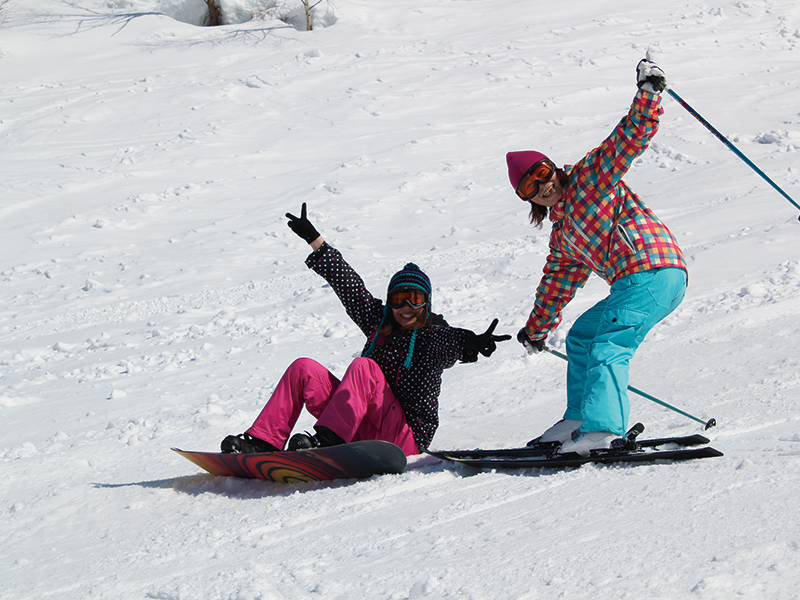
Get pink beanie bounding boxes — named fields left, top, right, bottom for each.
left=506, top=151, right=550, bottom=189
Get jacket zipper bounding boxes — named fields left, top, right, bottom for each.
left=617, top=224, right=637, bottom=253
left=565, top=216, right=603, bottom=272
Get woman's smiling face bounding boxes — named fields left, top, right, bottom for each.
left=392, top=305, right=425, bottom=329
left=527, top=169, right=563, bottom=207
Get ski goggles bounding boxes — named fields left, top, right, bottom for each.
left=515, top=158, right=556, bottom=201
left=387, top=289, right=428, bottom=310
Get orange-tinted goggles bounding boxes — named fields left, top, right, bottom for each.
left=516, top=159, right=555, bottom=201
left=388, top=289, right=428, bottom=309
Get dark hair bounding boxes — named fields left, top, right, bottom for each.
left=528, top=203, right=549, bottom=228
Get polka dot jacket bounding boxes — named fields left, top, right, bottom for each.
left=306, top=242, right=473, bottom=451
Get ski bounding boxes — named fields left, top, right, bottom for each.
left=428, top=423, right=722, bottom=470
left=427, top=433, right=712, bottom=461
left=431, top=445, right=723, bottom=470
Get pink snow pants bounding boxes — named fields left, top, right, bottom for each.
left=246, top=357, right=420, bottom=456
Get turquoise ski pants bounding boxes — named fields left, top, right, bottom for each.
left=563, top=267, right=687, bottom=435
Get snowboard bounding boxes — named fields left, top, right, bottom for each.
left=173, top=440, right=407, bottom=483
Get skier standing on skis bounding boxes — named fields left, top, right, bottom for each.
left=221, top=203, right=511, bottom=456
left=508, top=54, right=688, bottom=455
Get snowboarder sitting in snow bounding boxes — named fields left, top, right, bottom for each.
left=221, top=203, right=511, bottom=456
left=508, top=54, right=688, bottom=456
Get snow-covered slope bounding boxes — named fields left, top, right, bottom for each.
left=2, top=1, right=800, bottom=598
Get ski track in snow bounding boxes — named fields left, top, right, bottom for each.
left=2, top=1, right=800, bottom=598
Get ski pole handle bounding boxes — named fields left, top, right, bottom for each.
left=544, top=346, right=716, bottom=430
left=666, top=88, right=800, bottom=220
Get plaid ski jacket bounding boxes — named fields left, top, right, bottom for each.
left=524, top=89, right=687, bottom=341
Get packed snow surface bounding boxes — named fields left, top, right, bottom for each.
left=2, top=1, right=800, bottom=598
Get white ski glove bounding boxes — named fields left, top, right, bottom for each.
left=636, top=50, right=667, bottom=94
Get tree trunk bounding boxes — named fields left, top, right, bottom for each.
left=206, top=0, right=221, bottom=27
left=304, top=1, right=312, bottom=31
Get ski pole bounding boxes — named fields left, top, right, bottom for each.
left=544, top=346, right=716, bottom=430
left=666, top=87, right=800, bottom=220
